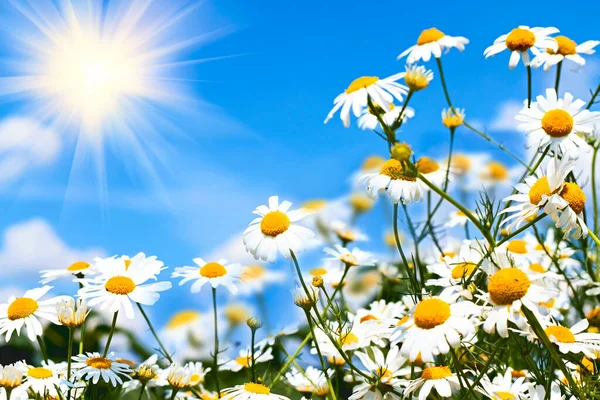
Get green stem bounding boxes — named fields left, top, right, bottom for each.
left=136, top=303, right=173, bottom=363
left=67, top=327, right=74, bottom=400
left=589, top=229, right=600, bottom=247
left=250, top=328, right=257, bottom=383
left=102, top=311, right=119, bottom=358
left=393, top=204, right=419, bottom=296
left=304, top=310, right=337, bottom=400
left=554, top=61, right=562, bottom=92
left=527, top=65, right=532, bottom=108
left=137, top=382, right=147, bottom=400
left=269, top=335, right=311, bottom=388
left=592, top=145, right=599, bottom=235
left=169, top=388, right=179, bottom=400
left=211, top=287, right=221, bottom=395
left=436, top=58, right=454, bottom=109
left=587, top=82, right=600, bottom=109
left=37, top=336, right=49, bottom=363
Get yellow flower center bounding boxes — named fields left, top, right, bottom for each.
left=67, top=261, right=90, bottom=271
left=544, top=326, right=575, bottom=343
left=360, top=314, right=379, bottom=323
left=547, top=36, right=577, bottom=56
left=506, top=239, right=528, bottom=254
left=495, top=392, right=516, bottom=400
left=349, top=194, right=373, bottom=213
left=451, top=262, right=477, bottom=279
left=86, top=357, right=112, bottom=369
left=505, top=28, right=536, bottom=52
left=413, top=298, right=451, bottom=329
left=587, top=307, right=600, bottom=327
left=442, top=110, right=464, bottom=128
left=104, top=276, right=136, bottom=295
left=200, top=262, right=227, bottom=278
left=450, top=154, right=471, bottom=174
left=310, top=267, right=328, bottom=276
left=241, top=265, right=266, bottom=281
left=379, top=159, right=417, bottom=181
left=416, top=157, right=440, bottom=174
left=27, top=367, right=53, bottom=379
left=417, top=28, right=445, bottom=45
left=511, top=370, right=527, bottom=378
left=559, top=182, right=586, bottom=215
left=167, top=310, right=200, bottom=329
left=7, top=297, right=39, bottom=320
left=302, top=199, right=327, bottom=211
left=235, top=356, right=251, bottom=367
left=529, top=176, right=551, bottom=205
left=580, top=356, right=595, bottom=374
left=421, top=366, right=452, bottom=380
left=376, top=367, right=394, bottom=381
left=340, top=332, right=359, bottom=346
left=340, top=253, right=359, bottom=266
left=405, top=68, right=430, bottom=91
left=485, top=162, right=508, bottom=181
left=529, top=263, right=546, bottom=273
left=260, top=211, right=291, bottom=237
left=244, top=383, right=270, bottom=395
left=362, top=155, right=386, bottom=171
left=541, top=109, right=574, bottom=138
left=345, top=76, right=379, bottom=94
left=488, top=268, right=530, bottom=306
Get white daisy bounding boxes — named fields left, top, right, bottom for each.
left=324, top=245, right=376, bottom=267
left=500, top=156, right=572, bottom=232
left=71, top=352, right=132, bottom=386
left=352, top=345, right=409, bottom=399
left=172, top=258, right=241, bottom=295
left=312, top=319, right=384, bottom=358
left=324, top=74, right=408, bottom=127
left=478, top=370, right=528, bottom=399
left=164, top=361, right=210, bottom=389
left=402, top=64, right=434, bottom=91
left=544, top=181, right=589, bottom=239
left=529, top=382, right=566, bottom=400
left=285, top=366, right=333, bottom=397
left=243, top=196, right=315, bottom=263
left=517, top=88, right=600, bottom=159
left=21, top=362, right=64, bottom=397
left=221, top=383, right=289, bottom=400
left=398, top=27, right=469, bottom=64
left=239, top=264, right=286, bottom=295
left=0, top=286, right=62, bottom=342
left=484, top=26, right=559, bottom=68
left=532, top=36, right=599, bottom=71
left=362, top=158, right=423, bottom=204
left=391, top=293, right=480, bottom=362
left=416, top=156, right=450, bottom=188
left=0, top=362, right=25, bottom=390
left=78, top=254, right=171, bottom=319
left=357, top=102, right=415, bottom=131
left=329, top=220, right=368, bottom=243
left=40, top=261, right=93, bottom=284
left=220, top=345, right=273, bottom=373
left=444, top=210, right=469, bottom=228
left=403, top=366, right=460, bottom=399
left=536, top=319, right=600, bottom=358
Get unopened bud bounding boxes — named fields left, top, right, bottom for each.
left=247, top=317, right=263, bottom=331
left=312, top=276, right=324, bottom=288
left=391, top=142, right=412, bottom=162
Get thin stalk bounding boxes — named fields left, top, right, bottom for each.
left=137, top=382, right=147, bottom=400
left=67, top=327, right=74, bottom=400
left=587, top=82, right=600, bottom=109
left=589, top=229, right=600, bottom=247
left=304, top=310, right=337, bottom=400
left=37, top=336, right=49, bottom=363
left=136, top=303, right=173, bottom=363
left=250, top=328, right=257, bottom=383
left=527, top=65, right=532, bottom=108
left=169, top=388, right=179, bottom=400
left=436, top=58, right=454, bottom=109
left=269, top=335, right=311, bottom=388
left=211, top=287, right=221, bottom=395
left=102, top=311, right=119, bottom=358
left=393, top=204, right=419, bottom=297
left=554, top=61, right=562, bottom=92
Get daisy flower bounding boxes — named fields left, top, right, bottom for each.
left=544, top=180, right=589, bottom=239
left=402, top=64, right=434, bottom=91
left=357, top=102, right=415, bottom=131
left=72, top=352, right=132, bottom=386
left=78, top=254, right=171, bottom=319
left=362, top=158, right=424, bottom=204
left=398, top=27, right=469, bottom=64
left=442, top=108, right=465, bottom=129
left=416, top=156, right=450, bottom=188
left=312, top=319, right=383, bottom=358
left=0, top=286, right=62, bottom=342
left=324, top=74, right=408, bottom=127
left=40, top=261, right=93, bottom=284
left=172, top=258, right=241, bottom=295
left=533, top=35, right=599, bottom=71
left=444, top=210, right=469, bottom=228
left=403, top=366, right=461, bottom=399
left=324, top=245, right=376, bottom=267
left=0, top=363, right=25, bottom=390
left=391, top=293, right=480, bottom=362
left=329, top=220, right=368, bottom=243
left=348, top=193, right=375, bottom=215
left=500, top=156, right=572, bottom=232
left=56, top=297, right=88, bottom=328
left=164, top=362, right=210, bottom=389
left=480, top=161, right=511, bottom=186
left=285, top=366, right=333, bottom=397
left=350, top=155, right=386, bottom=188
left=484, top=26, right=559, bottom=68
left=220, top=346, right=273, bottom=373
left=478, top=370, right=528, bottom=399
left=352, top=345, right=409, bottom=399
left=304, top=263, right=347, bottom=291
left=529, top=382, right=566, bottom=400
left=21, top=362, right=64, bottom=397
left=536, top=319, right=600, bottom=358
left=238, top=264, right=286, bottom=295
left=517, top=88, right=600, bottom=159
left=243, top=196, right=315, bottom=263
left=221, top=383, right=289, bottom=400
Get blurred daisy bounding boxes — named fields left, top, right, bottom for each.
left=480, top=161, right=510, bottom=186
left=21, top=362, right=64, bottom=397
left=238, top=264, right=286, bottom=295
left=484, top=26, right=559, bottom=68
left=72, top=352, right=132, bottom=386
left=221, top=383, right=289, bottom=400
left=416, top=156, right=449, bottom=188
left=224, top=303, right=252, bottom=326
left=324, top=245, right=376, bottom=267
left=392, top=294, right=479, bottom=362
left=220, top=346, right=273, bottom=373
left=533, top=36, right=599, bottom=71
left=350, top=155, right=386, bottom=188
left=357, top=102, right=415, bottom=130
left=285, top=366, right=333, bottom=397
left=500, top=156, right=572, bottom=232
left=478, top=370, right=528, bottom=399
left=362, top=158, right=423, bottom=204
left=517, top=88, right=600, bottom=159
left=78, top=255, right=171, bottom=319
left=40, top=261, right=92, bottom=284
left=324, top=74, right=408, bottom=127
left=243, top=196, right=315, bottom=263
left=445, top=210, right=469, bottom=228
left=329, top=220, right=368, bottom=243
left=172, top=258, right=241, bottom=295
left=348, top=193, right=375, bottom=215
left=0, top=286, right=62, bottom=342
left=403, top=366, right=460, bottom=399
left=398, top=27, right=469, bottom=64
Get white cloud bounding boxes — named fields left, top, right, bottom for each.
left=0, top=218, right=104, bottom=276
left=489, top=100, right=523, bottom=131
left=0, top=117, right=61, bottom=185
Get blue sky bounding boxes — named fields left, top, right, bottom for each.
left=0, top=0, right=598, bottom=341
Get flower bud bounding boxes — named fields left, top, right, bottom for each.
left=391, top=142, right=412, bottom=162
left=246, top=316, right=263, bottom=331
left=57, top=297, right=88, bottom=327
left=312, top=276, right=324, bottom=288
left=292, top=286, right=317, bottom=310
